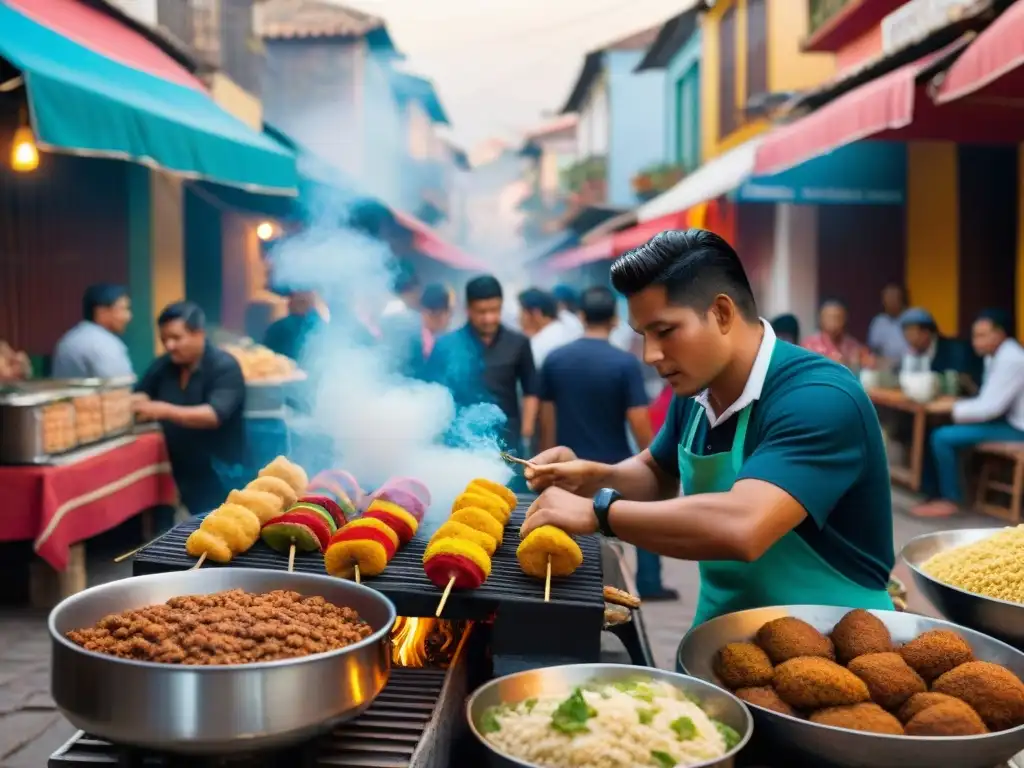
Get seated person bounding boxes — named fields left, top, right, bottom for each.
left=52, top=284, right=134, bottom=379
left=770, top=313, right=800, bottom=345
left=899, top=307, right=982, bottom=392
left=913, top=309, right=1024, bottom=518
left=802, top=299, right=873, bottom=370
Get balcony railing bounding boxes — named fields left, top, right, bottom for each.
left=808, top=0, right=855, bottom=37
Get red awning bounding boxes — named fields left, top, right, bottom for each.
left=754, top=40, right=969, bottom=175
left=933, top=1, right=1024, bottom=104
left=545, top=238, right=614, bottom=273
left=393, top=211, right=486, bottom=271
left=611, top=212, right=689, bottom=255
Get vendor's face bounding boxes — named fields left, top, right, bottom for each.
left=468, top=297, right=502, bottom=338
left=518, top=308, right=543, bottom=337
left=423, top=307, right=451, bottom=335
left=903, top=324, right=933, bottom=354
left=159, top=319, right=205, bottom=366
left=98, top=296, right=133, bottom=335
left=972, top=319, right=1005, bottom=357
left=819, top=304, right=847, bottom=336
left=629, top=285, right=734, bottom=397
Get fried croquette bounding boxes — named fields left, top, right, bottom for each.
left=809, top=702, right=904, bottom=735
left=830, top=609, right=892, bottom=663
left=756, top=617, right=835, bottom=664
left=714, top=642, right=774, bottom=690
left=847, top=652, right=926, bottom=710
left=736, top=686, right=798, bottom=717
left=898, top=629, right=974, bottom=682
left=904, top=699, right=988, bottom=737
left=932, top=661, right=1024, bottom=731
left=897, top=692, right=962, bottom=724
left=772, top=657, right=870, bottom=710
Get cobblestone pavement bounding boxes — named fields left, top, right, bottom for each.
left=0, top=492, right=1003, bottom=766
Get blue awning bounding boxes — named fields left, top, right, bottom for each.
left=0, top=0, right=298, bottom=194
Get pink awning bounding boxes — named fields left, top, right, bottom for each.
left=611, top=212, right=689, bottom=255
left=394, top=211, right=486, bottom=270
left=545, top=238, right=614, bottom=273
left=934, top=1, right=1024, bottom=104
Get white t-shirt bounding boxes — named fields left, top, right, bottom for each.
left=531, top=319, right=579, bottom=368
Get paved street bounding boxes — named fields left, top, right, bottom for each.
left=0, top=492, right=1003, bottom=766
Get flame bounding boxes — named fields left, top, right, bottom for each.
left=391, top=617, right=459, bottom=668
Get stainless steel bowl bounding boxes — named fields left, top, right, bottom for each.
left=466, top=663, right=753, bottom=768
left=49, top=568, right=396, bottom=754
left=679, top=605, right=1024, bottom=768
left=902, top=527, right=1024, bottom=648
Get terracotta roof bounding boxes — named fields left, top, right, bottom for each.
left=256, top=0, right=384, bottom=40
left=603, top=23, right=663, bottom=51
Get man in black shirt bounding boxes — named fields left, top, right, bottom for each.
left=134, top=301, right=246, bottom=517
left=427, top=275, right=538, bottom=456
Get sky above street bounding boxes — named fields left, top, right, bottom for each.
left=345, top=0, right=697, bottom=152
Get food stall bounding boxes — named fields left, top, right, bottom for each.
left=0, top=377, right=175, bottom=605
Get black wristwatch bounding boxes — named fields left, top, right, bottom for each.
left=593, top=488, right=621, bottom=538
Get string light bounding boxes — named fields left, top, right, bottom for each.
left=10, top=108, right=38, bottom=173
left=256, top=221, right=276, bottom=241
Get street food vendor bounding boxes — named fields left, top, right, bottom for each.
left=134, top=301, right=246, bottom=518
left=522, top=229, right=895, bottom=628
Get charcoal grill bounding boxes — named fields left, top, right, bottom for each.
left=132, top=496, right=607, bottom=664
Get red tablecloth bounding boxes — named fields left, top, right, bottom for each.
left=0, top=432, right=176, bottom=570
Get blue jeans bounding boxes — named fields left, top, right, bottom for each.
left=930, top=421, right=1024, bottom=502
left=636, top=548, right=664, bottom=595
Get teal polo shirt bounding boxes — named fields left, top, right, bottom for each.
left=649, top=340, right=895, bottom=591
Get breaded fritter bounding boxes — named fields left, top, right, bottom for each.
left=809, top=703, right=904, bottom=735
left=905, top=699, right=988, bottom=737
left=736, top=686, right=798, bottom=717
left=773, top=657, right=870, bottom=710
left=932, top=661, right=1024, bottom=732
left=897, top=692, right=961, bottom=724
left=847, top=652, right=926, bottom=710
left=714, top=642, right=774, bottom=690
left=898, top=629, right=973, bottom=682
left=830, top=609, right=892, bottom=663
left=756, top=617, right=835, bottom=664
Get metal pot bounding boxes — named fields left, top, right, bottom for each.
left=49, top=568, right=396, bottom=754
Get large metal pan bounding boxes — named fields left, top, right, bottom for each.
left=679, top=605, right=1024, bottom=768
left=901, top=527, right=1024, bottom=648
left=466, top=663, right=753, bottom=768
left=49, top=568, right=396, bottom=754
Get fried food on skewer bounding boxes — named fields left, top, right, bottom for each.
left=246, top=475, right=298, bottom=510
left=185, top=503, right=261, bottom=564
left=430, top=520, right=497, bottom=556
left=453, top=490, right=511, bottom=525
left=226, top=488, right=284, bottom=525
left=258, top=455, right=308, bottom=496
left=517, top=525, right=583, bottom=601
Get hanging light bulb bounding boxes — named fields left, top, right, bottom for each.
left=256, top=221, right=276, bottom=241
left=10, top=108, right=39, bottom=173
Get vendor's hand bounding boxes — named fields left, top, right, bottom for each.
left=133, top=399, right=170, bottom=421
left=521, top=486, right=598, bottom=538
left=524, top=446, right=600, bottom=494
left=926, top=395, right=957, bottom=414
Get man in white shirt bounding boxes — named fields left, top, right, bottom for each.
left=381, top=267, right=420, bottom=318
left=518, top=288, right=579, bottom=368
left=913, top=309, right=1024, bottom=518
left=52, top=284, right=134, bottom=379
left=552, top=284, right=585, bottom=337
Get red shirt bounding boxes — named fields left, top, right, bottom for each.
left=803, top=331, right=870, bottom=369
left=650, top=383, right=674, bottom=433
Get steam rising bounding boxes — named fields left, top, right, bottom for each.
left=269, top=194, right=513, bottom=535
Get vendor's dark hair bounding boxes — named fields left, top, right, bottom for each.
left=466, top=275, right=503, bottom=304
left=580, top=286, right=617, bottom=325
left=421, top=283, right=451, bottom=312
left=770, top=313, right=800, bottom=343
left=158, top=301, right=206, bottom=332
left=518, top=288, right=557, bottom=319
left=610, top=229, right=757, bottom=321
left=552, top=284, right=579, bottom=312
left=977, top=308, right=1013, bottom=336
left=82, top=284, right=127, bottom=321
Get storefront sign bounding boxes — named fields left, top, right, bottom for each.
left=881, top=0, right=975, bottom=55
left=734, top=141, right=905, bottom=206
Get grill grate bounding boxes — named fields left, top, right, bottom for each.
left=49, top=668, right=449, bottom=768
left=132, top=497, right=605, bottom=622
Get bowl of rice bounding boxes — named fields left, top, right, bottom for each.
left=465, top=663, right=752, bottom=768
left=901, top=526, right=1024, bottom=647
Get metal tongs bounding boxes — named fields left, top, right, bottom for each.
left=500, top=452, right=536, bottom=470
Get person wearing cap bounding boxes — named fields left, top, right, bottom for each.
left=899, top=307, right=980, bottom=389
left=552, top=284, right=585, bottom=336
left=912, top=309, right=1024, bottom=518
left=52, top=284, right=134, bottom=379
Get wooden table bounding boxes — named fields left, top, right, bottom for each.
left=867, top=388, right=955, bottom=492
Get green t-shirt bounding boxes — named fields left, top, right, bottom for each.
left=649, top=341, right=895, bottom=591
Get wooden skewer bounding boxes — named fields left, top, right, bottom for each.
left=435, top=575, right=455, bottom=617
left=191, top=552, right=207, bottom=570
left=500, top=452, right=535, bottom=469
left=287, top=542, right=296, bottom=573
left=354, top=564, right=361, bottom=584
left=114, top=536, right=158, bottom=563
left=544, top=556, right=552, bottom=603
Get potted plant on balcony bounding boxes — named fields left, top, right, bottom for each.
left=561, top=156, right=608, bottom=205
left=631, top=163, right=685, bottom=202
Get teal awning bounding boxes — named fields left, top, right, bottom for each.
left=0, top=0, right=298, bottom=194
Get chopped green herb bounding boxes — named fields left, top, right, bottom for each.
left=523, top=698, right=537, bottom=713
left=480, top=708, right=501, bottom=734
left=637, top=707, right=659, bottom=725
left=714, top=720, right=741, bottom=750
left=670, top=716, right=697, bottom=741
left=650, top=749, right=677, bottom=768
left=550, top=688, right=597, bottom=735
left=612, top=680, right=656, bottom=702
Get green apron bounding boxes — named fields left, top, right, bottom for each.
left=680, top=390, right=893, bottom=627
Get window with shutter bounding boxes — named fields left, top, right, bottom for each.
left=746, top=0, right=768, bottom=100
left=718, top=4, right=738, bottom=139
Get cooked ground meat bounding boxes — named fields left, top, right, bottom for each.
left=65, top=589, right=373, bottom=665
